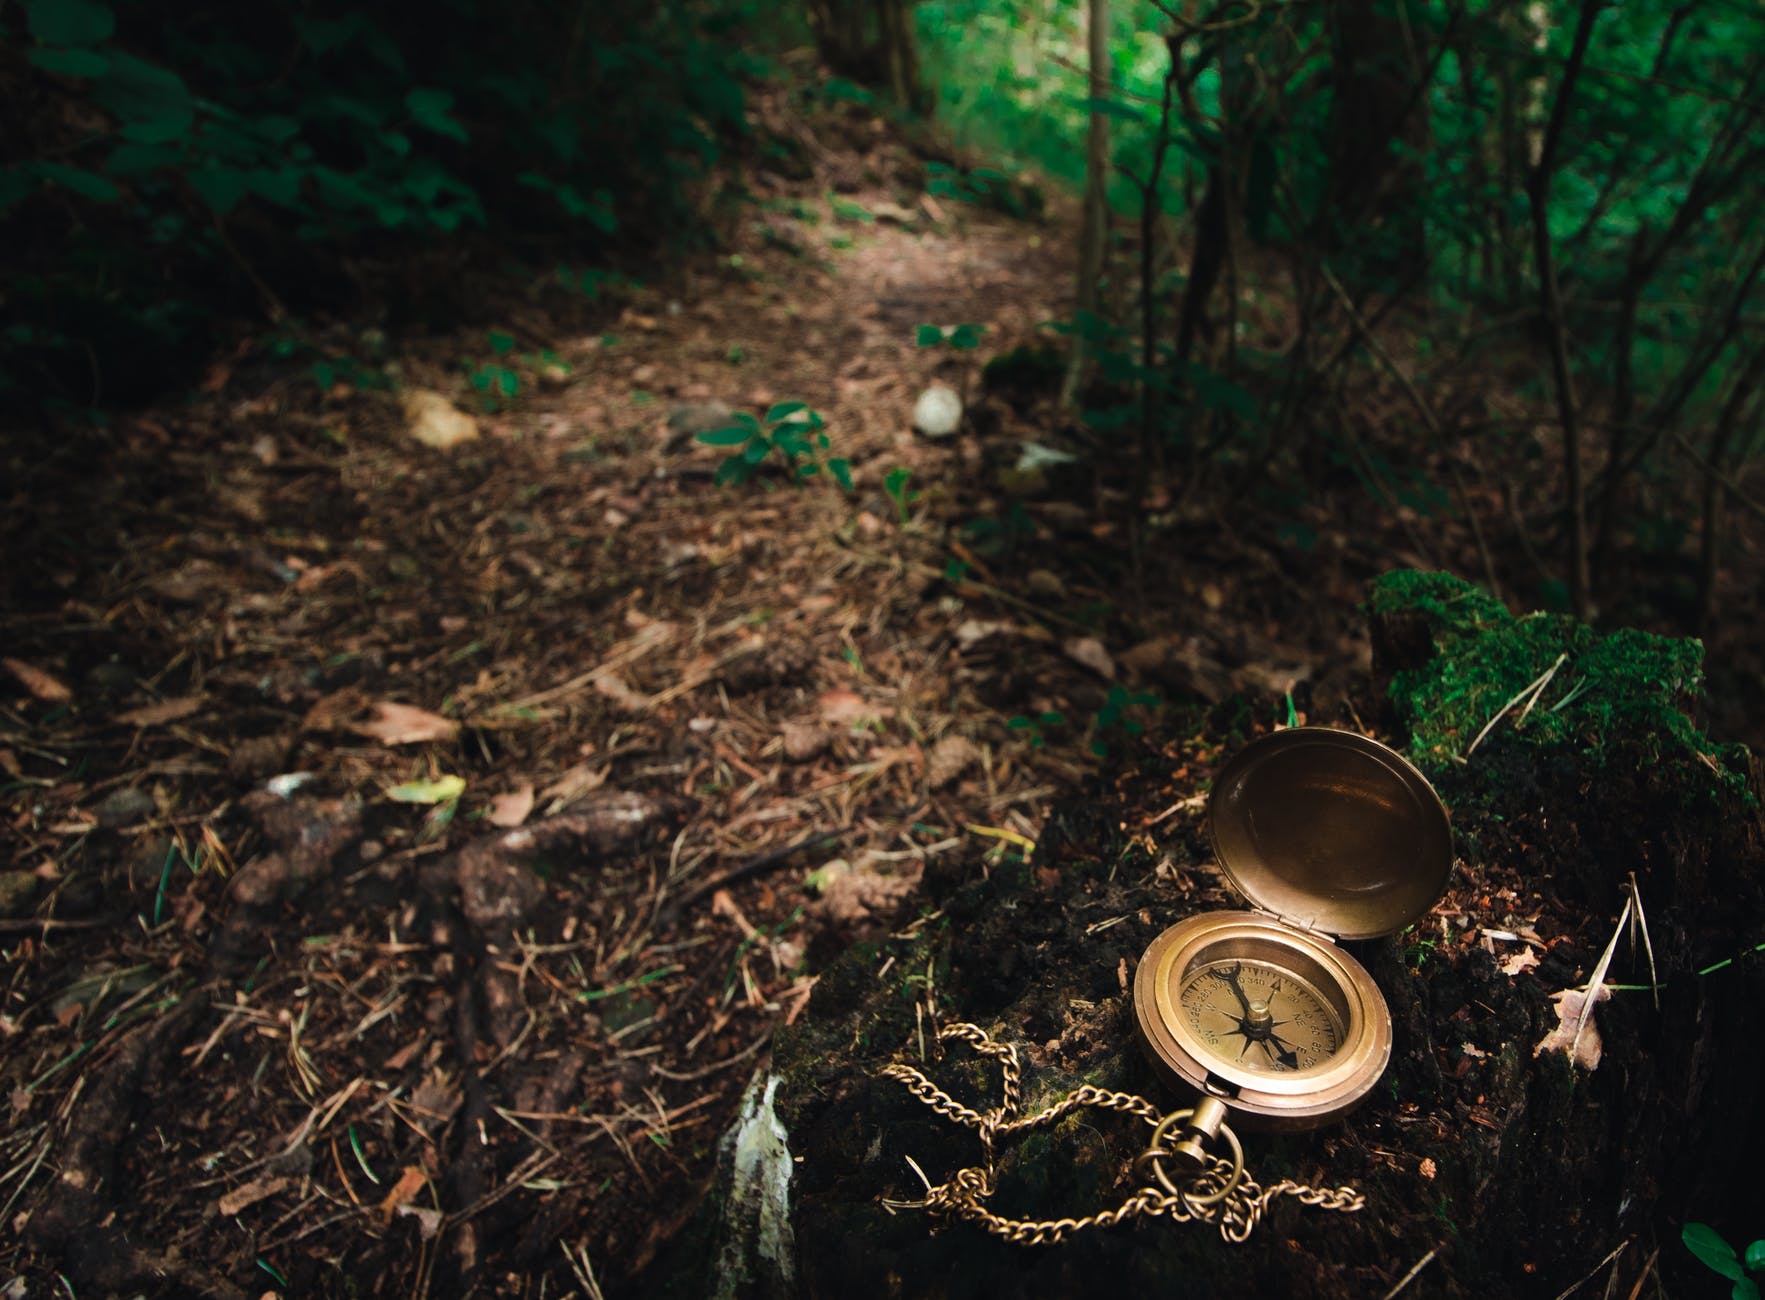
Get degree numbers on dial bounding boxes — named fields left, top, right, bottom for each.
left=1178, top=959, right=1341, bottom=1074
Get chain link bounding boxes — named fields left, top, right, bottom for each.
left=879, top=1021, right=1364, bottom=1246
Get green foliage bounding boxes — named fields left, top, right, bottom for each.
left=1369, top=571, right=1747, bottom=794
left=916, top=322, right=986, bottom=349
left=1682, top=1223, right=1764, bottom=1300
left=1090, top=685, right=1158, bottom=758
left=1007, top=711, right=1065, bottom=749
left=884, top=467, right=917, bottom=525
left=2, top=0, right=779, bottom=409
left=697, top=402, right=850, bottom=489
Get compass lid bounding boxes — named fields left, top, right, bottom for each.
left=1208, top=728, right=1452, bottom=941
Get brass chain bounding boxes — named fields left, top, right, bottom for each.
left=879, top=1022, right=1364, bottom=1246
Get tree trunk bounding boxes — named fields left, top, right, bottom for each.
left=1061, top=0, right=1111, bottom=409
left=806, top=0, right=928, bottom=113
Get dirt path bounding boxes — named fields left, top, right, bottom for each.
left=0, top=121, right=1135, bottom=1296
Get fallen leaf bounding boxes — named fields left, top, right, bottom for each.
left=0, top=749, right=19, bottom=778
left=818, top=689, right=890, bottom=726
left=1500, top=948, right=1541, bottom=977
left=3, top=658, right=73, bottom=703
left=927, top=735, right=981, bottom=790
left=352, top=701, right=460, bottom=746
left=1534, top=985, right=1609, bottom=1070
left=115, top=695, right=203, bottom=728
left=592, top=672, right=650, bottom=712
left=781, top=722, right=831, bottom=763
left=302, top=688, right=368, bottom=733
left=1418, top=1158, right=1437, bottom=1180
left=538, top=763, right=606, bottom=810
left=386, top=775, right=467, bottom=804
left=217, top=1174, right=292, bottom=1217
left=377, top=1166, right=430, bottom=1229
left=1063, top=636, right=1115, bottom=679
left=488, top=784, right=534, bottom=828
left=400, top=388, right=479, bottom=449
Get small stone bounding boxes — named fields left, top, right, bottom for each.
left=913, top=385, right=963, bottom=438
left=0, top=871, right=39, bottom=918
left=357, top=839, right=385, bottom=864
left=96, top=787, right=156, bottom=829
left=1026, top=569, right=1065, bottom=599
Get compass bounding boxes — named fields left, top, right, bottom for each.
left=1134, top=728, right=1452, bottom=1131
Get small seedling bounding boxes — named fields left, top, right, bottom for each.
left=468, top=329, right=521, bottom=408
left=915, top=322, right=986, bottom=350
left=1007, top=711, right=1065, bottom=748
left=696, top=401, right=851, bottom=489
left=884, top=467, right=917, bottom=525
left=1091, top=686, right=1160, bottom=758
left=1682, top=1222, right=1765, bottom=1299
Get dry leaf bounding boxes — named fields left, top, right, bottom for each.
left=3, top=658, right=73, bottom=703
left=115, top=695, right=203, bottom=728
left=400, top=388, right=479, bottom=449
left=377, top=1166, right=430, bottom=1229
left=1534, top=985, right=1609, bottom=1070
left=818, top=689, right=890, bottom=726
left=539, top=763, right=606, bottom=809
left=1062, top=636, right=1115, bottom=679
left=592, top=672, right=650, bottom=712
left=927, top=735, right=981, bottom=790
left=781, top=722, right=831, bottom=763
left=302, top=687, right=368, bottom=732
left=351, top=701, right=460, bottom=746
left=217, top=1174, right=292, bottom=1217
left=488, top=784, right=534, bottom=828
left=1418, top=1158, right=1437, bottom=1181
left=1500, top=948, right=1541, bottom=977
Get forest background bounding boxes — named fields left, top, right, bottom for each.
left=4, top=0, right=1765, bottom=1294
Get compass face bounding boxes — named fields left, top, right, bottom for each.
left=1178, top=959, right=1343, bottom=1074
left=1134, top=913, right=1392, bottom=1129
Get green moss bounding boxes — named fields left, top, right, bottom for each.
left=1369, top=571, right=1747, bottom=794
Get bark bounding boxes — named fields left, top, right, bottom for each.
left=1061, top=0, right=1111, bottom=409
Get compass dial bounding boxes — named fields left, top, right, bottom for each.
left=1178, top=959, right=1342, bottom=1074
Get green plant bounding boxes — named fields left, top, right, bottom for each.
left=696, top=401, right=851, bottom=489
left=915, top=322, right=986, bottom=350
left=1683, top=1223, right=1765, bottom=1299
left=1091, top=686, right=1159, bottom=758
left=884, top=467, right=917, bottom=525
left=1007, top=710, right=1065, bottom=748
left=467, top=330, right=521, bottom=409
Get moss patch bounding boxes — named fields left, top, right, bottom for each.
left=1367, top=570, right=1747, bottom=796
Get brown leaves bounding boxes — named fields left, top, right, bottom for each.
left=487, top=784, right=535, bottom=828
left=4, top=658, right=72, bottom=702
left=352, top=702, right=460, bottom=746
left=115, top=695, right=204, bottom=728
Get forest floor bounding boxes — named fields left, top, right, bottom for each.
left=2, top=96, right=1761, bottom=1297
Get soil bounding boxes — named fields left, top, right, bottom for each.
left=2, top=90, right=1763, bottom=1298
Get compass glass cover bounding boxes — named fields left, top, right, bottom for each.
left=1177, top=958, right=1343, bottom=1074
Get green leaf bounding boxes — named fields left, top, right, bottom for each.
left=949, top=323, right=984, bottom=349
left=1747, top=1241, right=1765, bottom=1272
left=494, top=369, right=518, bottom=398
left=829, top=458, right=853, bottom=491
left=742, top=438, right=772, bottom=464
left=1736, top=1280, right=1761, bottom=1300
left=93, top=55, right=194, bottom=146
left=105, top=140, right=182, bottom=177
left=27, top=0, right=115, bottom=46
left=405, top=87, right=468, bottom=142
left=34, top=162, right=119, bottom=202
left=915, top=324, right=946, bottom=347
left=487, top=330, right=515, bottom=356
left=714, top=456, right=749, bottom=486
left=386, top=775, right=466, bottom=804
left=29, top=46, right=108, bottom=76
left=765, top=400, right=809, bottom=424
left=1686, top=1225, right=1742, bottom=1280
left=696, top=426, right=754, bottom=447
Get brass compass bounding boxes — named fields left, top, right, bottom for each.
left=1134, top=728, right=1452, bottom=1131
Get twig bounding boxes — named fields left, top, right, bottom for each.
left=1382, top=1246, right=1439, bottom=1299
left=649, top=1031, right=772, bottom=1083
left=1551, top=1237, right=1628, bottom=1300
left=657, top=833, right=838, bottom=924
left=1626, top=873, right=1659, bottom=1010
left=1466, top=653, right=1568, bottom=757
